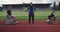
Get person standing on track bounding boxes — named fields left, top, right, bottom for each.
left=28, top=2, right=35, bottom=24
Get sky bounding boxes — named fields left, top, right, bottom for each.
left=0, top=0, right=60, bottom=4
left=0, top=0, right=60, bottom=7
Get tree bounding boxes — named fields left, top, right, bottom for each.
left=53, top=1, right=56, bottom=10
left=0, top=4, right=3, bottom=11
left=59, top=2, right=60, bottom=10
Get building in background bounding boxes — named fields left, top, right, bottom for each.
left=2, top=3, right=51, bottom=11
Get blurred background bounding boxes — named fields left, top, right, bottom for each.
left=0, top=0, right=60, bottom=20
left=0, top=0, right=60, bottom=11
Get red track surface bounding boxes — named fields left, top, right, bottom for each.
left=0, top=20, right=60, bottom=32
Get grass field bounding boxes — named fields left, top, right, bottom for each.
left=0, top=11, right=60, bottom=20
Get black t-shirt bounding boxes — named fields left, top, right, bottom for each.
left=7, top=10, right=11, bottom=15
left=48, top=13, right=55, bottom=19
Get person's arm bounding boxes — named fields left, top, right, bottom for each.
left=7, top=15, right=11, bottom=19
left=51, top=13, right=56, bottom=19
left=53, top=13, right=56, bottom=17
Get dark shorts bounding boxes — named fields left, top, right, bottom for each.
left=48, top=15, right=56, bottom=20
left=29, top=13, right=34, bottom=16
left=48, top=16, right=53, bottom=19
left=7, top=10, right=11, bottom=15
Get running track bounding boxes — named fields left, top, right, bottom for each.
left=0, top=20, right=60, bottom=32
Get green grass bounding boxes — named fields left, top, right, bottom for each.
left=0, top=11, right=60, bottom=20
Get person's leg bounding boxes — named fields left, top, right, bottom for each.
left=53, top=17, right=56, bottom=23
left=48, top=17, right=53, bottom=24
left=29, top=15, right=31, bottom=24
left=32, top=16, right=34, bottom=24
left=6, top=18, right=10, bottom=25
left=13, top=17, right=18, bottom=24
left=47, top=16, right=51, bottom=24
